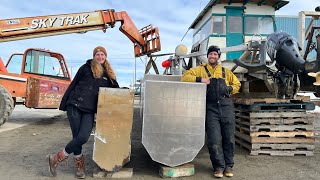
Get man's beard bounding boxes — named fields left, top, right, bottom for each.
left=208, top=59, right=218, bottom=66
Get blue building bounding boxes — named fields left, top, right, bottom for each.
left=275, top=16, right=320, bottom=60
left=189, top=0, right=319, bottom=60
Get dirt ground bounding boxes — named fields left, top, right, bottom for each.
left=1, top=105, right=320, bottom=180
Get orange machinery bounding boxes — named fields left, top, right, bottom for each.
left=0, top=9, right=161, bottom=126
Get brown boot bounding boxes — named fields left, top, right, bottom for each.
left=48, top=150, right=68, bottom=176
left=213, top=168, right=224, bottom=178
left=74, top=155, right=86, bottom=179
left=224, top=167, right=234, bottom=177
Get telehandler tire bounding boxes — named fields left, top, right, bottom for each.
left=0, top=85, right=14, bottom=126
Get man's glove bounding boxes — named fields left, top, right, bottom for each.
left=226, top=86, right=233, bottom=95
left=226, top=86, right=233, bottom=97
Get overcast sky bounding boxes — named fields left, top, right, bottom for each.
left=0, top=0, right=319, bottom=87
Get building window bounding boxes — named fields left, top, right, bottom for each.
left=193, top=19, right=212, bottom=44
left=213, top=16, right=225, bottom=34
left=245, top=16, right=274, bottom=34
left=228, top=16, right=243, bottom=33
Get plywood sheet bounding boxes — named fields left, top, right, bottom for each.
left=93, top=88, right=134, bottom=172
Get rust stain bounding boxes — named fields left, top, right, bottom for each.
left=26, top=77, right=69, bottom=108
left=122, top=156, right=130, bottom=165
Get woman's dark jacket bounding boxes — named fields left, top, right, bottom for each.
left=59, top=59, right=119, bottom=113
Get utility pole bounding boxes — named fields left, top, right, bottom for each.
left=70, top=66, right=73, bottom=79
left=134, top=57, right=136, bottom=87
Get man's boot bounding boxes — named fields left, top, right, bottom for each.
left=74, top=155, right=86, bottom=179
left=48, top=150, right=68, bottom=176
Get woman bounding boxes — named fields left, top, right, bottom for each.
left=48, top=46, right=119, bottom=179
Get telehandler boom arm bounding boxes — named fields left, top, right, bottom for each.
left=0, top=9, right=161, bottom=57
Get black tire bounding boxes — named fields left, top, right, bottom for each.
left=0, top=85, right=14, bottom=126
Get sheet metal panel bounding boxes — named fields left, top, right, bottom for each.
left=142, top=80, right=206, bottom=167
left=143, top=74, right=182, bottom=81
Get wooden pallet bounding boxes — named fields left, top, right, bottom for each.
left=251, top=143, right=315, bottom=150
left=250, top=131, right=314, bottom=138
left=235, top=136, right=252, bottom=150
left=235, top=131, right=315, bottom=144
left=235, top=111, right=315, bottom=125
left=250, top=150, right=314, bottom=156
left=236, top=126, right=314, bottom=138
left=239, top=124, right=314, bottom=132
left=236, top=137, right=315, bottom=150
left=236, top=123, right=314, bottom=132
left=235, top=137, right=315, bottom=156
left=236, top=118, right=314, bottom=125
left=234, top=102, right=315, bottom=111
left=233, top=97, right=310, bottom=105
left=235, top=110, right=311, bottom=119
left=234, top=99, right=316, bottom=156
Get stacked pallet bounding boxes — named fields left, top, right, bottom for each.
left=234, top=99, right=316, bottom=156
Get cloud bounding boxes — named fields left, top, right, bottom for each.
left=276, top=0, right=319, bottom=16
left=0, top=0, right=205, bottom=87
left=0, top=0, right=318, bottom=86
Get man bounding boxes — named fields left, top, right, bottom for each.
left=181, top=45, right=241, bottom=178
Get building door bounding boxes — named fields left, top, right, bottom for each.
left=226, top=7, right=244, bottom=60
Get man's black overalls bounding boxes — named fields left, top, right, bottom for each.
left=204, top=65, right=235, bottom=171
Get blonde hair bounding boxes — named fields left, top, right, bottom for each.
left=91, top=58, right=116, bottom=81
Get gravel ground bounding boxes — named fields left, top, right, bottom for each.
left=0, top=106, right=319, bottom=180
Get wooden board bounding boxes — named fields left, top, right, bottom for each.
left=93, top=88, right=134, bottom=172
left=235, top=131, right=315, bottom=144
left=249, top=131, right=314, bottom=138
left=237, top=135, right=315, bottom=156
left=235, top=110, right=315, bottom=126
left=235, top=137, right=315, bottom=151
left=236, top=117, right=314, bottom=125
left=251, top=143, right=315, bottom=150
left=250, top=150, right=314, bottom=156
left=235, top=102, right=315, bottom=111
left=236, top=121, right=314, bottom=131
left=233, top=125, right=309, bottom=135
left=236, top=138, right=315, bottom=158
left=233, top=96, right=310, bottom=105
left=235, top=137, right=252, bottom=150
left=249, top=124, right=314, bottom=132
left=236, top=111, right=310, bottom=118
